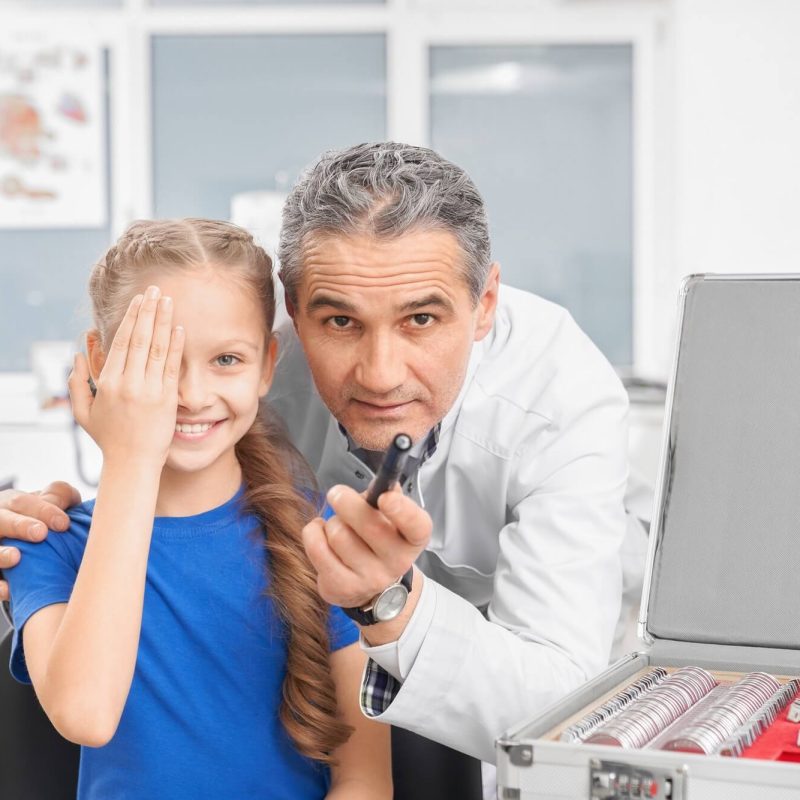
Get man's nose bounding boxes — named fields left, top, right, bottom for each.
left=177, top=366, right=211, bottom=411
left=355, top=331, right=407, bottom=395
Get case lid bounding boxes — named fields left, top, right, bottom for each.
left=641, top=275, right=800, bottom=650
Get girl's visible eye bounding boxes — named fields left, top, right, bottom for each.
left=410, top=313, right=435, bottom=327
left=216, top=354, right=241, bottom=367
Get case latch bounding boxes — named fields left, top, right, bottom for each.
left=589, top=758, right=686, bottom=800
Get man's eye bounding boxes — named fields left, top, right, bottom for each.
left=216, top=354, right=241, bottom=367
left=410, top=313, right=434, bottom=327
left=330, top=316, right=352, bottom=328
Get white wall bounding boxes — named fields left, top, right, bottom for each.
left=672, top=0, right=800, bottom=282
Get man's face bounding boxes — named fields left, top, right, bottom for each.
left=289, top=229, right=499, bottom=451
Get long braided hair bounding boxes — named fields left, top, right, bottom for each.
left=87, top=218, right=352, bottom=762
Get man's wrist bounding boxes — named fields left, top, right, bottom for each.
left=360, top=567, right=424, bottom=646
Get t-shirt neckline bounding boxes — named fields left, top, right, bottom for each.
left=152, top=484, right=248, bottom=536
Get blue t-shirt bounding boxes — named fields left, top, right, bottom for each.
left=3, top=486, right=358, bottom=800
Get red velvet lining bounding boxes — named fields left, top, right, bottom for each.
left=741, top=691, right=800, bottom=761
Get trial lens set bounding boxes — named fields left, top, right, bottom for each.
left=560, top=667, right=800, bottom=762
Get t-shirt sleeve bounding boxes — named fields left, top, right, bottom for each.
left=2, top=529, right=81, bottom=685
left=327, top=605, right=359, bottom=652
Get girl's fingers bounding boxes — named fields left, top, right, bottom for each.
left=144, top=295, right=174, bottom=383
left=67, top=352, right=94, bottom=430
left=162, top=326, right=185, bottom=389
left=102, top=294, right=143, bottom=377
left=123, top=285, right=161, bottom=380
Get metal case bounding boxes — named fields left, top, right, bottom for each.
left=496, top=275, right=800, bottom=800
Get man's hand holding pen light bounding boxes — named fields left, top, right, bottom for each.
left=301, top=433, right=432, bottom=641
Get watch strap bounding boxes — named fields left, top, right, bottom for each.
left=342, top=566, right=413, bottom=626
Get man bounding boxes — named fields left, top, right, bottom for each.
left=0, top=142, right=640, bottom=768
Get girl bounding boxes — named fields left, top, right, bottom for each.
left=3, top=219, right=391, bottom=799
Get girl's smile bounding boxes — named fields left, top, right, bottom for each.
left=173, top=418, right=226, bottom=441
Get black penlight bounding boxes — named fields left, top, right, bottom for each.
left=365, top=433, right=413, bottom=508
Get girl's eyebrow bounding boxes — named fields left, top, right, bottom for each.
left=215, top=338, right=260, bottom=352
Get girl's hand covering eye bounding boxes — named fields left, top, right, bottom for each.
left=68, top=286, right=185, bottom=467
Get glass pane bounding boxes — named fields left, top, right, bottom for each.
left=430, top=45, right=633, bottom=366
left=0, top=0, right=121, bottom=6
left=0, top=52, right=111, bottom=371
left=152, top=0, right=381, bottom=5
left=152, top=34, right=386, bottom=222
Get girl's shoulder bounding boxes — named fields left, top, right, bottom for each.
left=61, top=497, right=96, bottom=544
left=67, top=497, right=96, bottom=528
left=1, top=498, right=94, bottom=565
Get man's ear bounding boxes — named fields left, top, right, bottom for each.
left=85, top=329, right=107, bottom=382
left=279, top=272, right=299, bottom=328
left=474, top=262, right=500, bottom=342
left=284, top=295, right=298, bottom=330
left=258, top=337, right=279, bottom=398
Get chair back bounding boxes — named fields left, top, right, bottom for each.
left=0, top=628, right=80, bottom=799
left=391, top=726, right=483, bottom=800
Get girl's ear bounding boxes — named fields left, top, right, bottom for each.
left=85, top=329, right=107, bottom=382
left=258, top=337, right=279, bottom=398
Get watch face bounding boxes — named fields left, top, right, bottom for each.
left=373, top=584, right=409, bottom=622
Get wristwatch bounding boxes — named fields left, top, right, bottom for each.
left=342, top=567, right=413, bottom=626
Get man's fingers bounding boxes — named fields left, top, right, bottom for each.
left=37, top=481, right=81, bottom=531
left=0, top=507, right=47, bottom=542
left=327, top=484, right=431, bottom=564
left=377, top=491, right=433, bottom=549
left=0, top=545, right=21, bottom=570
left=38, top=481, right=82, bottom=510
left=68, top=351, right=94, bottom=430
left=302, top=518, right=348, bottom=577
left=0, top=483, right=78, bottom=539
left=323, top=515, right=377, bottom=577
left=302, top=518, right=365, bottom=606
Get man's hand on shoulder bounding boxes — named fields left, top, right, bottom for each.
left=302, top=485, right=431, bottom=644
left=0, top=481, right=81, bottom=601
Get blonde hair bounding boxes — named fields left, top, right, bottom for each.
left=88, top=218, right=352, bottom=762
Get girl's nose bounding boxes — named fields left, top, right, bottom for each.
left=177, top=367, right=211, bottom=411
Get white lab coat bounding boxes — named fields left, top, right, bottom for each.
left=267, top=283, right=632, bottom=763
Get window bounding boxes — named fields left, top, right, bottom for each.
left=1, top=3, right=660, bottom=372
left=430, top=44, right=633, bottom=365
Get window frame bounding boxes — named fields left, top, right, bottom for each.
left=3, top=0, right=670, bottom=375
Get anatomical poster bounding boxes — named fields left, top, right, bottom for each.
left=0, top=35, right=106, bottom=228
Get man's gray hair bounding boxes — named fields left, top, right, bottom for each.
left=278, top=142, right=492, bottom=306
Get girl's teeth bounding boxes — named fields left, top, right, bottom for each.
left=175, top=422, right=213, bottom=434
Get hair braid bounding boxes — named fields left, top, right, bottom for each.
left=236, top=412, right=353, bottom=763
